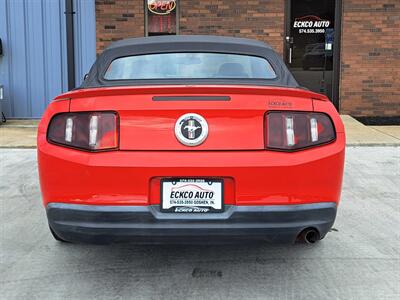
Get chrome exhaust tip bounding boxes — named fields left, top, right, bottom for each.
left=297, top=228, right=321, bottom=244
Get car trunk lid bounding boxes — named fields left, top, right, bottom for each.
left=67, top=85, right=318, bottom=150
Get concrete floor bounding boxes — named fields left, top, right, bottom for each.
left=0, top=147, right=399, bottom=299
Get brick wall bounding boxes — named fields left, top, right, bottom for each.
left=95, top=0, right=400, bottom=117
left=96, top=0, right=284, bottom=54
left=96, top=0, right=144, bottom=53
left=340, top=0, right=400, bottom=116
left=179, top=0, right=285, bottom=55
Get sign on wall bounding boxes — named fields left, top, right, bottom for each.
left=146, top=0, right=177, bottom=35
left=293, top=15, right=331, bottom=34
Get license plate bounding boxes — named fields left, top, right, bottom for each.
left=161, top=178, right=223, bottom=213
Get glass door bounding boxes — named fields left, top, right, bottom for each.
left=285, top=0, right=339, bottom=105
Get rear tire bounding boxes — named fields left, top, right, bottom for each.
left=49, top=225, right=69, bottom=243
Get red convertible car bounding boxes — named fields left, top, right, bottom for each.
left=37, top=36, right=345, bottom=244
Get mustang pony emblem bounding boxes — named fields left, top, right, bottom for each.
left=175, top=113, right=209, bottom=146
left=184, top=120, right=201, bottom=139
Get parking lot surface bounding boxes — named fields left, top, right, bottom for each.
left=1, top=147, right=399, bottom=299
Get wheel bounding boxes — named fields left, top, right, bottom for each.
left=49, top=225, right=69, bottom=243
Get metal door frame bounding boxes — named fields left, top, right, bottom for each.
left=284, top=0, right=342, bottom=111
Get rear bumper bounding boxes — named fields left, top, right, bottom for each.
left=47, top=202, right=337, bottom=244
left=38, top=134, right=345, bottom=207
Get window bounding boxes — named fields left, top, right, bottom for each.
left=145, top=0, right=178, bottom=36
left=104, top=53, right=277, bottom=80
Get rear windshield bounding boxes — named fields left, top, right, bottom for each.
left=103, top=52, right=277, bottom=80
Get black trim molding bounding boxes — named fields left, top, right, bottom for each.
left=153, top=96, right=231, bottom=101
left=65, top=0, right=75, bottom=90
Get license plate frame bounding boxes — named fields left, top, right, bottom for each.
left=160, top=178, right=224, bottom=213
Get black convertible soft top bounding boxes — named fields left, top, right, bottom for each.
left=81, top=35, right=299, bottom=88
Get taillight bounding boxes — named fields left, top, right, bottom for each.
left=266, top=112, right=335, bottom=151
left=47, top=112, right=119, bottom=151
